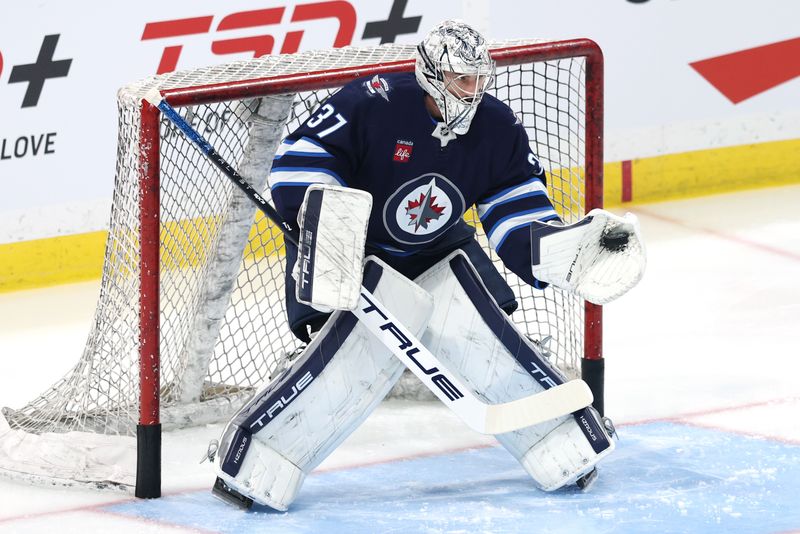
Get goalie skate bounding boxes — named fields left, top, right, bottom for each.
left=574, top=415, right=617, bottom=491
left=575, top=467, right=598, bottom=490
left=212, top=476, right=254, bottom=510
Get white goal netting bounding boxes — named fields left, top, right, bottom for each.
left=0, top=40, right=598, bottom=488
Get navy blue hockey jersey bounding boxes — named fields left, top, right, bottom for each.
left=268, top=72, right=559, bottom=289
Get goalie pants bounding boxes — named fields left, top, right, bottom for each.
left=216, top=251, right=614, bottom=510
left=284, top=221, right=517, bottom=342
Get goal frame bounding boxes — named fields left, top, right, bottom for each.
left=135, top=38, right=605, bottom=498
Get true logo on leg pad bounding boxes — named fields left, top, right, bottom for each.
left=248, top=371, right=315, bottom=430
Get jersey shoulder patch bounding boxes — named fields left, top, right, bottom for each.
left=363, top=74, right=391, bottom=102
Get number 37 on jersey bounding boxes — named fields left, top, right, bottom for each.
left=307, top=104, right=348, bottom=138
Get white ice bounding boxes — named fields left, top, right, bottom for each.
left=0, top=185, right=798, bottom=532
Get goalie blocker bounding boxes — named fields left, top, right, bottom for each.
left=294, top=184, right=371, bottom=312
left=211, top=251, right=614, bottom=510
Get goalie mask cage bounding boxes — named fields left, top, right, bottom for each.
left=0, top=39, right=604, bottom=498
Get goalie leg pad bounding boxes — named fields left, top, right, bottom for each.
left=518, top=406, right=615, bottom=491
left=215, top=431, right=304, bottom=511
left=214, top=257, right=433, bottom=510
left=414, top=250, right=614, bottom=490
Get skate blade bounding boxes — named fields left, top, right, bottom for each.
left=576, top=467, right=598, bottom=491
left=212, top=476, right=254, bottom=510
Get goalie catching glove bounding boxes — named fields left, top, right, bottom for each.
left=530, top=209, right=646, bottom=305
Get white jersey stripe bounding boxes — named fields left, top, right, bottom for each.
left=274, top=137, right=333, bottom=159
left=487, top=208, right=558, bottom=251
left=268, top=168, right=345, bottom=189
left=274, top=139, right=295, bottom=158
left=477, top=178, right=548, bottom=219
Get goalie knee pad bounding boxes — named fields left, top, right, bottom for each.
left=415, top=250, right=615, bottom=490
left=215, top=257, right=433, bottom=510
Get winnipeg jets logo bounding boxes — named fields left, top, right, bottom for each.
left=405, top=179, right=446, bottom=231
left=365, top=74, right=390, bottom=102
left=383, top=173, right=466, bottom=245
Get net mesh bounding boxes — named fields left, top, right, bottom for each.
left=2, top=42, right=592, bottom=440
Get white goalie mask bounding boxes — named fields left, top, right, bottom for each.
left=415, top=20, right=496, bottom=136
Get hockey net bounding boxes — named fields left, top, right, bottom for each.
left=0, top=39, right=603, bottom=493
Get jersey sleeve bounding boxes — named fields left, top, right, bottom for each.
left=268, top=83, right=363, bottom=225
left=476, top=122, right=561, bottom=289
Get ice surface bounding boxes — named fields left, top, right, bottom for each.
left=1, top=185, right=799, bottom=532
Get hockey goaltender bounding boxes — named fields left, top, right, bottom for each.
left=183, top=20, right=646, bottom=511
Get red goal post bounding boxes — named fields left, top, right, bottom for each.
left=0, top=39, right=604, bottom=499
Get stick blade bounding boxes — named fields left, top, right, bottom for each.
left=482, top=379, right=593, bottom=434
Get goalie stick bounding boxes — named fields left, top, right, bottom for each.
left=145, top=90, right=593, bottom=434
